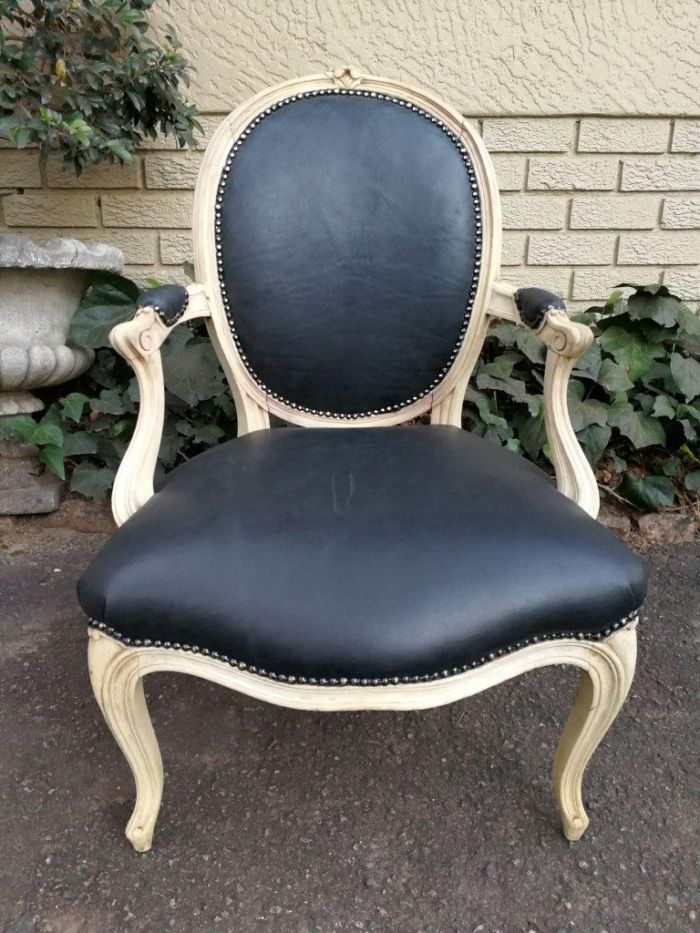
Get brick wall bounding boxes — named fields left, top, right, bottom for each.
left=1, top=115, right=699, bottom=308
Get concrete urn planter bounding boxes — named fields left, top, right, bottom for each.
left=0, top=235, right=124, bottom=514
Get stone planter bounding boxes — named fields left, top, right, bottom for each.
left=0, top=236, right=123, bottom=514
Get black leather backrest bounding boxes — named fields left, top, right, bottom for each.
left=216, top=89, right=482, bottom=418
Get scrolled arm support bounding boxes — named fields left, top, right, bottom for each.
left=489, top=281, right=599, bottom=518
left=109, top=283, right=210, bottom=527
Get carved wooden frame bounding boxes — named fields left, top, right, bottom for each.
left=92, top=67, right=634, bottom=851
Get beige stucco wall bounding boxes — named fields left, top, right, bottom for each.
left=1, top=0, right=699, bottom=305
left=157, top=0, right=700, bottom=117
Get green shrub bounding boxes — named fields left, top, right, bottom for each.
left=465, top=284, right=700, bottom=510
left=1, top=276, right=698, bottom=511
left=0, top=0, right=199, bottom=172
left=0, top=271, right=232, bottom=499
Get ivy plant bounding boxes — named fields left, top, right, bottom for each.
left=1, top=276, right=698, bottom=512
left=0, top=270, right=233, bottom=499
left=0, top=0, right=199, bottom=172
left=465, top=284, right=700, bottom=510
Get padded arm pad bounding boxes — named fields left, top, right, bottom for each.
left=514, top=287, right=566, bottom=330
left=137, top=284, right=189, bottom=327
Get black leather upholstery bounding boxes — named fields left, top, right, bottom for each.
left=514, top=287, right=566, bottom=329
left=137, top=285, right=189, bottom=326
left=218, top=94, right=480, bottom=415
left=78, top=427, right=646, bottom=681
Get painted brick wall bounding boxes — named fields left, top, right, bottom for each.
left=1, top=115, right=699, bottom=308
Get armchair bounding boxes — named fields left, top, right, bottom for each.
left=80, top=68, right=645, bottom=852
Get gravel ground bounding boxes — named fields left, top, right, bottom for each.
left=0, top=515, right=698, bottom=933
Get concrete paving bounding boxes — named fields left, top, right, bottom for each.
left=0, top=515, right=697, bottom=933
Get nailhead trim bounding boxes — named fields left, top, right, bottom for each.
left=214, top=88, right=483, bottom=419
left=87, top=609, right=640, bottom=686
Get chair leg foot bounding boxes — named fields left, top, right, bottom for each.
left=88, top=630, right=164, bottom=852
left=553, top=624, right=637, bottom=841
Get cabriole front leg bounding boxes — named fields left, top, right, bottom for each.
left=87, top=629, right=164, bottom=852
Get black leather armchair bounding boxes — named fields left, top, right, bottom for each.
left=80, top=67, right=646, bottom=853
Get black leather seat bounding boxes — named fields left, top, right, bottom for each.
left=78, top=426, right=646, bottom=684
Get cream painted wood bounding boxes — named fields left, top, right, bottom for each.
left=88, top=623, right=637, bottom=851
left=109, top=283, right=210, bottom=526
left=88, top=628, right=163, bottom=852
left=487, top=280, right=600, bottom=517
left=553, top=622, right=637, bottom=840
left=94, top=70, right=636, bottom=851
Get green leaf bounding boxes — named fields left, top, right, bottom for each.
left=62, top=431, right=98, bottom=456
left=29, top=423, right=63, bottom=447
left=38, top=444, right=65, bottom=480
left=69, top=463, right=114, bottom=500
left=475, top=396, right=508, bottom=429
left=112, top=418, right=134, bottom=438
left=11, top=126, right=33, bottom=148
left=597, top=359, right=634, bottom=393
left=69, top=280, right=138, bottom=348
left=620, top=473, right=675, bottom=511
left=91, top=387, right=129, bottom=415
left=577, top=423, right=612, bottom=467
left=661, top=458, right=679, bottom=477
left=193, top=423, right=225, bottom=445
left=69, top=299, right=135, bottom=348
left=517, top=411, right=546, bottom=461
left=0, top=415, right=36, bottom=443
left=633, top=392, right=655, bottom=413
left=669, top=352, right=700, bottom=401
left=488, top=323, right=518, bottom=348
left=60, top=391, right=91, bottom=423
left=626, top=290, right=680, bottom=328
left=87, top=271, right=140, bottom=302
left=608, top=450, right=627, bottom=474
left=680, top=420, right=698, bottom=441
left=95, top=435, right=128, bottom=469
left=652, top=395, right=677, bottom=419
left=607, top=402, right=666, bottom=449
left=677, top=403, right=700, bottom=423
left=567, top=381, right=608, bottom=431
left=676, top=305, right=700, bottom=338
left=684, top=470, right=700, bottom=492
left=105, top=140, right=133, bottom=163
left=512, top=329, right=545, bottom=364
left=159, top=423, right=186, bottom=467
left=476, top=372, right=529, bottom=401
left=572, top=344, right=602, bottom=381
left=162, top=330, right=224, bottom=405
left=599, top=326, right=665, bottom=382
left=680, top=443, right=700, bottom=463
left=480, top=352, right=521, bottom=379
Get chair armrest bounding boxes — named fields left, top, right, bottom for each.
left=513, top=286, right=566, bottom=330
left=109, top=283, right=211, bottom=526
left=136, top=284, right=191, bottom=327
left=488, top=280, right=599, bottom=518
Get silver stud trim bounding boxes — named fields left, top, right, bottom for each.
left=86, top=610, right=640, bottom=687
left=214, top=89, right=483, bottom=419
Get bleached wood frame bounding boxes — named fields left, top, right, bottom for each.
left=92, top=67, right=635, bottom=852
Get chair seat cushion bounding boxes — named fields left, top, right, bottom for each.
left=78, top=426, right=646, bottom=683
